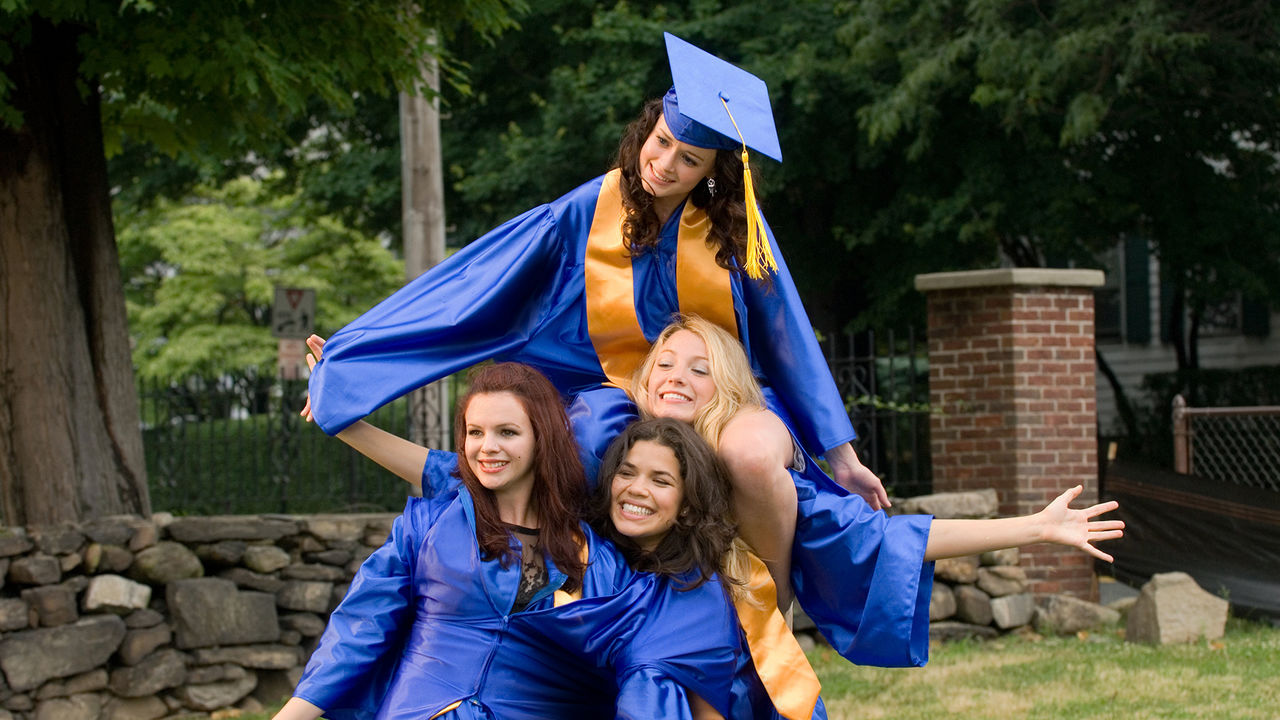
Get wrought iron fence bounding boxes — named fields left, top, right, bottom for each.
left=139, top=330, right=931, bottom=514
left=823, top=328, right=932, bottom=498
left=1172, top=394, right=1280, bottom=492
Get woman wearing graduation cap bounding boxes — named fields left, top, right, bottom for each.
left=307, top=31, right=884, bottom=615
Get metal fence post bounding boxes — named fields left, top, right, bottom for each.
left=1172, top=393, right=1189, bottom=474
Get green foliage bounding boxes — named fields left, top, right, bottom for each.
left=116, top=175, right=403, bottom=378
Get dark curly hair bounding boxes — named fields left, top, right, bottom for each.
left=588, top=418, right=738, bottom=591
left=453, top=363, right=587, bottom=593
left=614, top=98, right=753, bottom=272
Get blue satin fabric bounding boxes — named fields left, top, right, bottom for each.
left=308, top=173, right=855, bottom=458
left=293, top=452, right=738, bottom=720
left=573, top=392, right=934, bottom=677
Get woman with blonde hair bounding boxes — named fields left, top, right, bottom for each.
left=629, top=315, right=1124, bottom=682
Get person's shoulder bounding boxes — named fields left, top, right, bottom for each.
left=722, top=406, right=788, bottom=440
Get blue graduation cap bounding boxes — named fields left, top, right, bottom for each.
left=662, top=32, right=781, bottom=279
left=663, top=32, right=782, bottom=162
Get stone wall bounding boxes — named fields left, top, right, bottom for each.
left=0, top=512, right=396, bottom=720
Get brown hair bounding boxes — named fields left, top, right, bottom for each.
left=587, top=418, right=738, bottom=591
left=453, top=363, right=586, bottom=593
left=614, top=97, right=752, bottom=271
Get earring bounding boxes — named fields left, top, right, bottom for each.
left=706, top=177, right=716, bottom=197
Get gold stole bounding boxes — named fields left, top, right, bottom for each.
left=584, top=169, right=738, bottom=392
left=735, top=553, right=823, bottom=720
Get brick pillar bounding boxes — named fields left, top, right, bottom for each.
left=915, top=268, right=1105, bottom=600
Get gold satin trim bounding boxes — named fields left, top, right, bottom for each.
left=585, top=170, right=739, bottom=389
left=431, top=700, right=463, bottom=718
left=734, top=553, right=821, bottom=720
left=676, top=205, right=738, bottom=337
left=585, top=169, right=648, bottom=391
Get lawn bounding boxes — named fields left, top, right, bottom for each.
left=811, top=617, right=1280, bottom=720
left=238, top=618, right=1278, bottom=720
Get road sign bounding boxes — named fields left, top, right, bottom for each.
left=271, top=287, right=315, bottom=340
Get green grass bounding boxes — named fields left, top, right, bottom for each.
left=811, top=617, right=1280, bottom=720
left=232, top=618, right=1279, bottom=720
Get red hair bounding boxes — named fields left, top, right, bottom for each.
left=453, top=363, right=586, bottom=592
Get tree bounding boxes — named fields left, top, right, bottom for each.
left=0, top=0, right=520, bottom=525
left=117, top=175, right=404, bottom=380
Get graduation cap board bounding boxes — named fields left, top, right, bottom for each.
left=663, top=31, right=782, bottom=278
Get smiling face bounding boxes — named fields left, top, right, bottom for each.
left=609, top=439, right=684, bottom=552
left=462, top=391, right=537, bottom=500
left=637, top=115, right=715, bottom=219
left=644, top=329, right=718, bottom=424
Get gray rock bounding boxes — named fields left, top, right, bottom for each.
left=185, top=664, right=246, bottom=685
left=0, top=614, right=126, bottom=692
left=102, top=695, right=168, bottom=720
left=241, top=546, right=290, bottom=574
left=219, top=567, right=285, bottom=593
left=80, top=517, right=136, bottom=546
left=929, top=583, right=956, bottom=621
left=1126, top=572, right=1229, bottom=645
left=304, top=549, right=352, bottom=567
left=277, top=581, right=333, bottom=613
left=0, top=528, right=33, bottom=557
left=173, top=671, right=257, bottom=712
left=59, top=552, right=83, bottom=573
left=953, top=584, right=993, bottom=626
left=83, top=575, right=152, bottom=614
left=118, top=625, right=172, bottom=666
left=1034, top=593, right=1121, bottom=635
left=281, top=563, right=345, bottom=582
left=928, top=621, right=999, bottom=642
left=195, top=541, right=248, bottom=566
left=108, top=648, right=186, bottom=697
left=126, top=522, right=159, bottom=552
left=3, top=693, right=33, bottom=711
left=300, top=516, right=366, bottom=543
left=895, top=489, right=998, bottom=518
left=251, top=668, right=303, bottom=707
left=189, top=644, right=303, bottom=670
left=124, top=608, right=164, bottom=629
left=0, top=598, right=28, bottom=631
left=129, top=542, right=203, bottom=585
left=980, top=547, right=1019, bottom=566
left=33, top=668, right=107, bottom=699
left=32, top=693, right=101, bottom=720
left=84, top=543, right=136, bottom=574
left=279, top=613, right=326, bottom=637
left=990, top=593, right=1036, bottom=629
left=20, top=585, right=78, bottom=627
left=166, top=517, right=297, bottom=543
left=168, top=577, right=279, bottom=649
left=934, top=555, right=980, bottom=584
left=976, top=566, right=1027, bottom=597
left=8, top=553, right=61, bottom=585
left=280, top=629, right=303, bottom=645
left=29, top=524, right=85, bottom=556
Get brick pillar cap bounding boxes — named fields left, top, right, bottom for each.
left=915, top=268, right=1105, bottom=292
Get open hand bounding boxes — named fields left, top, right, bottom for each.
left=1038, top=485, right=1125, bottom=562
left=299, top=334, right=325, bottom=423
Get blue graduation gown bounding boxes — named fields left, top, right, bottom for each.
left=307, top=172, right=854, bottom=463
left=292, top=452, right=738, bottom=720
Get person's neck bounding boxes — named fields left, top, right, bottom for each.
left=494, top=490, right=538, bottom=529
left=652, top=194, right=685, bottom=225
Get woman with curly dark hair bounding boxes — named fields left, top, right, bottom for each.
left=277, top=355, right=739, bottom=720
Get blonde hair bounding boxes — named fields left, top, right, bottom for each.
left=631, top=315, right=766, bottom=450
left=631, top=315, right=769, bottom=601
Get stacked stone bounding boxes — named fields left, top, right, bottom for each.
left=0, top=512, right=396, bottom=720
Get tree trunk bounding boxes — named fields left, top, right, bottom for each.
left=0, top=18, right=149, bottom=525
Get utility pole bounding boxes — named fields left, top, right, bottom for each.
left=400, top=33, right=451, bottom=452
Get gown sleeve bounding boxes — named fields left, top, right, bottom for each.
left=289, top=498, right=426, bottom=719
left=741, top=216, right=857, bottom=457
left=308, top=205, right=564, bottom=434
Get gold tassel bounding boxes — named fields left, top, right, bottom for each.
left=740, top=149, right=777, bottom=280
left=720, top=96, right=778, bottom=280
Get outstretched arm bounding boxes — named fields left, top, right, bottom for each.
left=301, top=335, right=426, bottom=487
left=924, top=486, right=1124, bottom=562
